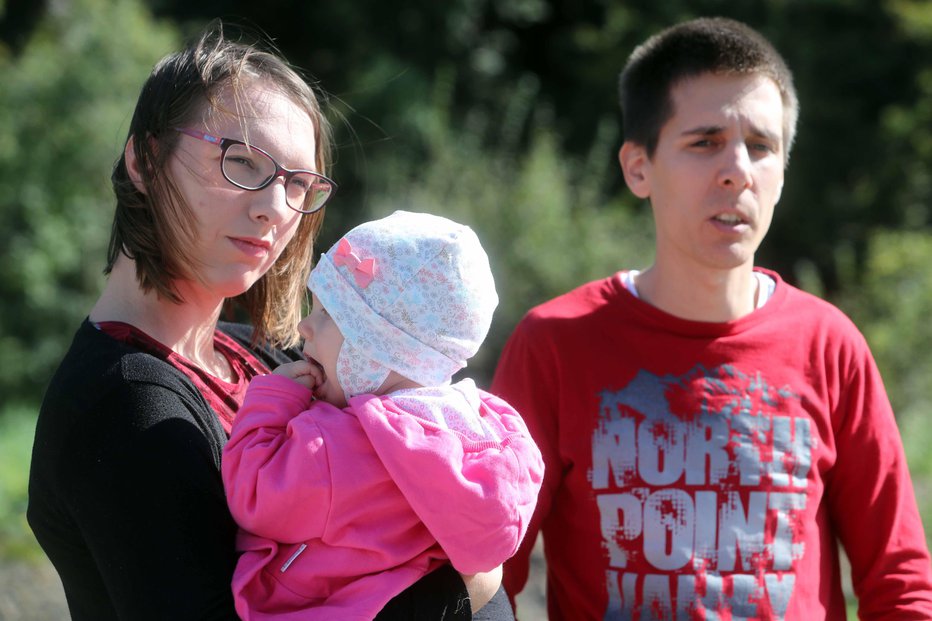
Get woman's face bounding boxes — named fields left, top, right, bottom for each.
left=167, top=83, right=317, bottom=302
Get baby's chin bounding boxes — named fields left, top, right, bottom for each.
left=318, top=384, right=347, bottom=408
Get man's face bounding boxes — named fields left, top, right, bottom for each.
left=621, top=72, right=785, bottom=274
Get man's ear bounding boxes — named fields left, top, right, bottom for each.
left=124, top=135, right=147, bottom=195
left=619, top=142, right=650, bottom=199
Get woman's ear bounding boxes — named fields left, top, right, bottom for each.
left=619, top=142, right=651, bottom=199
left=124, top=135, right=147, bottom=195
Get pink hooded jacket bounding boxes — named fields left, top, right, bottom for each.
left=222, top=374, right=544, bottom=621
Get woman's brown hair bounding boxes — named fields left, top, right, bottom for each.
left=107, top=21, right=331, bottom=347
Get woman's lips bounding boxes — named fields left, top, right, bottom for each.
left=230, top=236, right=271, bottom=258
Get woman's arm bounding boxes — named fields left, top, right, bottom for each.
left=462, top=565, right=504, bottom=612
left=374, top=564, right=505, bottom=620
left=30, top=376, right=240, bottom=620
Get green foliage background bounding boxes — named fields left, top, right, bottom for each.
left=1, top=1, right=931, bottom=616
left=0, top=0, right=178, bottom=405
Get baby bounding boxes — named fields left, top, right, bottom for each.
left=222, top=210, right=544, bottom=620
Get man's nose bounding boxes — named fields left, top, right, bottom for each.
left=718, top=143, right=753, bottom=190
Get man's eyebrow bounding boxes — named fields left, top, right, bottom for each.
left=680, top=124, right=781, bottom=145
left=680, top=125, right=724, bottom=137
left=748, top=125, right=781, bottom=145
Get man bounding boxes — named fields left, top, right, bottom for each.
left=492, top=17, right=932, bottom=620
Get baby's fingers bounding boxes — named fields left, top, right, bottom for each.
left=273, top=360, right=319, bottom=390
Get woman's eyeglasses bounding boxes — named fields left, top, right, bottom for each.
left=174, top=127, right=336, bottom=214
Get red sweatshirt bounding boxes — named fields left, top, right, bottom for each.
left=492, top=268, right=932, bottom=620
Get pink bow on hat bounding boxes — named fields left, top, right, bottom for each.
left=332, top=238, right=377, bottom=288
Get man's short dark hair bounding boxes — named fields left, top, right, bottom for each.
left=619, top=17, right=798, bottom=164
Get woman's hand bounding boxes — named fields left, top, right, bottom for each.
left=272, top=359, right=323, bottom=392
left=461, top=565, right=504, bottom=612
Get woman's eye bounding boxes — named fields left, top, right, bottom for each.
left=290, top=177, right=311, bottom=191
left=227, top=155, right=258, bottom=170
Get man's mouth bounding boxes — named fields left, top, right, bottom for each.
left=713, top=213, right=745, bottom=225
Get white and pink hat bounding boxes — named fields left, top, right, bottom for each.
left=308, top=210, right=498, bottom=400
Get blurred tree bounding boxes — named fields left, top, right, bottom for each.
left=4, top=0, right=932, bottom=405
left=836, top=229, right=932, bottom=423
left=766, top=1, right=931, bottom=292
left=352, top=75, right=654, bottom=385
left=0, top=0, right=47, bottom=55
left=0, top=0, right=178, bottom=404
left=833, top=227, right=932, bottom=536
left=133, top=0, right=932, bottom=287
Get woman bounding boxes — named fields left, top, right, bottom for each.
left=27, top=22, right=503, bottom=620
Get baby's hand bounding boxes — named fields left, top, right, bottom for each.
left=273, top=360, right=324, bottom=392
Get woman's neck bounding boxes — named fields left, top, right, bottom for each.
left=90, top=257, right=229, bottom=376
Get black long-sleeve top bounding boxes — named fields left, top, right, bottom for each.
left=27, top=320, right=470, bottom=620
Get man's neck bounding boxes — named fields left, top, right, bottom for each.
left=633, top=262, right=759, bottom=323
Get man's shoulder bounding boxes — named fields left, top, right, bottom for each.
left=763, top=271, right=868, bottom=349
left=770, top=272, right=857, bottom=324
left=525, top=273, right=623, bottom=322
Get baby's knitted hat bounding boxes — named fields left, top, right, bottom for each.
left=308, top=210, right=498, bottom=400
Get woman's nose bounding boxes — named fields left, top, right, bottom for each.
left=249, top=176, right=293, bottom=224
